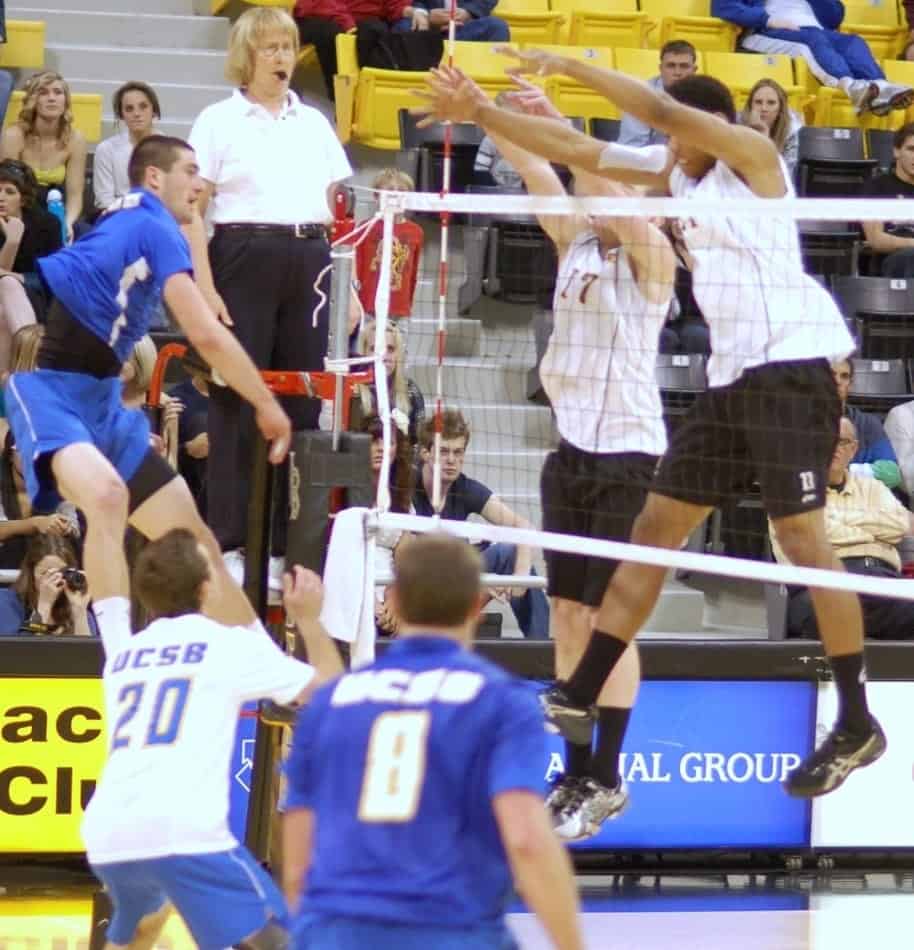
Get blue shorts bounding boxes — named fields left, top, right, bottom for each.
left=92, top=847, right=288, bottom=949
left=5, top=368, right=150, bottom=511
left=292, top=914, right=519, bottom=950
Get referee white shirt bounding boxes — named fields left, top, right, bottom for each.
left=189, top=90, right=352, bottom=224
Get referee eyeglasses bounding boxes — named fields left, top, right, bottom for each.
left=256, top=41, right=295, bottom=58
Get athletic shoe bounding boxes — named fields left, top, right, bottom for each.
left=551, top=776, right=629, bottom=842
left=540, top=685, right=597, bottom=745
left=846, top=78, right=879, bottom=114
left=783, top=716, right=887, bottom=798
left=869, top=81, right=914, bottom=116
left=545, top=774, right=580, bottom=824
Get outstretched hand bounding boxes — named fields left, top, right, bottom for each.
left=411, top=65, right=488, bottom=127
left=497, top=46, right=567, bottom=79
left=503, top=75, right=565, bottom=121
left=283, top=565, right=324, bottom=624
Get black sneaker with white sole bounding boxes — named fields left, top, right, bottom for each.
left=539, top=684, right=597, bottom=746
left=784, top=716, right=887, bottom=799
left=551, top=776, right=629, bottom=842
left=545, top=774, right=580, bottom=824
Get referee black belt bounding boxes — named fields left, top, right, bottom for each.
left=214, top=222, right=326, bottom=239
left=840, top=555, right=900, bottom=577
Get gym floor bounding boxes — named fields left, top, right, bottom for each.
left=3, top=874, right=913, bottom=948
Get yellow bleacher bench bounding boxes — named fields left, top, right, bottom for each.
left=0, top=20, right=45, bottom=69
left=550, top=0, right=649, bottom=48
left=841, top=0, right=906, bottom=62
left=4, top=91, right=103, bottom=144
left=639, top=0, right=738, bottom=53
left=533, top=44, right=619, bottom=120
left=494, top=0, right=564, bottom=47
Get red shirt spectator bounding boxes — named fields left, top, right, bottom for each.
left=294, top=0, right=411, bottom=31
left=357, top=217, right=423, bottom=318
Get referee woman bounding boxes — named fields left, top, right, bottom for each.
left=188, top=7, right=352, bottom=586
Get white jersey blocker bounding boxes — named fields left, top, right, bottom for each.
left=540, top=231, right=670, bottom=456
left=667, top=158, right=854, bottom=388
left=82, top=598, right=313, bottom=865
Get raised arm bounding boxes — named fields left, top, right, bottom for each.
left=503, top=49, right=785, bottom=197
left=415, top=67, right=668, bottom=188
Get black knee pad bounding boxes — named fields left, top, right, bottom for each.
left=234, top=919, right=289, bottom=950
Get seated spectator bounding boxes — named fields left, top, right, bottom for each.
left=0, top=159, right=61, bottom=370
left=394, top=0, right=508, bottom=42
left=412, top=409, right=549, bottom=640
left=170, top=356, right=211, bottom=518
left=0, top=72, right=88, bottom=241
left=354, top=320, right=425, bottom=444
left=833, top=358, right=902, bottom=489
left=618, top=41, right=697, bottom=148
left=658, top=263, right=712, bottom=356
left=0, top=533, right=97, bottom=636
left=121, top=335, right=183, bottom=464
left=714, top=0, right=913, bottom=115
left=355, top=168, right=423, bottom=321
left=861, top=122, right=914, bottom=278
left=93, top=81, right=161, bottom=212
left=740, top=78, right=803, bottom=173
left=771, top=415, right=914, bottom=639
left=886, top=397, right=914, bottom=498
left=294, top=0, right=437, bottom=100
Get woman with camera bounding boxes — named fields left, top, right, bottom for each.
left=0, top=533, right=97, bottom=636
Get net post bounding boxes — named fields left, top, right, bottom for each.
left=330, top=241, right=354, bottom=452
left=373, top=196, right=399, bottom=512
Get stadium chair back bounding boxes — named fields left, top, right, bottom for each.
left=882, top=61, right=914, bottom=124
left=866, top=128, right=897, bottom=170
left=0, top=20, right=45, bottom=68
left=796, top=127, right=877, bottom=196
left=536, top=45, right=618, bottom=119
left=639, top=1, right=738, bottom=52
left=447, top=41, right=518, bottom=80
left=550, top=0, right=648, bottom=47
left=798, top=220, right=862, bottom=288
left=493, top=0, right=564, bottom=45
left=654, top=353, right=708, bottom=392
left=798, top=126, right=866, bottom=162
left=841, top=1, right=905, bottom=59
left=590, top=117, right=621, bottom=141
left=4, top=91, right=103, bottom=143
left=834, top=277, right=914, bottom=362
left=849, top=358, right=908, bottom=396
left=704, top=51, right=806, bottom=114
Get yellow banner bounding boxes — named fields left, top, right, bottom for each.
left=0, top=677, right=107, bottom=853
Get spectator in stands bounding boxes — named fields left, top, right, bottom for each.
left=395, top=0, right=509, bottom=42
left=170, top=355, right=211, bottom=518
left=772, top=415, right=914, bottom=640
left=617, top=41, right=697, bottom=148
left=355, top=168, right=423, bottom=321
left=832, top=357, right=902, bottom=490
left=0, top=72, right=88, bottom=241
left=713, top=0, right=913, bottom=115
left=658, top=262, right=712, bottom=356
left=293, top=0, right=439, bottom=100
left=740, top=78, right=803, bottom=173
left=187, top=7, right=351, bottom=592
left=93, top=81, right=161, bottom=212
left=120, top=335, right=183, bottom=466
left=355, top=320, right=425, bottom=444
left=413, top=409, right=549, bottom=639
left=886, top=396, right=914, bottom=499
left=0, top=159, right=61, bottom=371
left=0, top=533, right=96, bottom=636
left=861, top=122, right=914, bottom=278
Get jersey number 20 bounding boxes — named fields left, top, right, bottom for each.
left=111, top=678, right=192, bottom=751
left=358, top=711, right=430, bottom=822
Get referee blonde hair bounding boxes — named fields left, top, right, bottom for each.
left=225, top=7, right=300, bottom=88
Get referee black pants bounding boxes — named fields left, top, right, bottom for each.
left=207, top=226, right=330, bottom=553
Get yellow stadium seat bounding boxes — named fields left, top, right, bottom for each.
left=211, top=0, right=292, bottom=14
left=841, top=0, right=906, bottom=61
left=297, top=44, right=318, bottom=70
left=494, top=0, right=564, bottom=46
left=446, top=40, right=518, bottom=80
left=882, top=60, right=914, bottom=127
left=810, top=86, right=892, bottom=131
left=533, top=45, right=618, bottom=120
left=704, top=51, right=808, bottom=115
left=0, top=21, right=45, bottom=69
left=4, top=91, right=103, bottom=143
left=639, top=0, right=739, bottom=52
left=550, top=0, right=649, bottom=48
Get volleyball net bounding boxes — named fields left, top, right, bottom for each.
left=337, top=187, right=914, bottom=639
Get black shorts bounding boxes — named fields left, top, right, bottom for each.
left=541, top=441, right=657, bottom=607
left=652, top=358, right=841, bottom=519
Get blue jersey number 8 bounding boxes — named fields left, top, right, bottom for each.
left=111, top=678, right=192, bottom=751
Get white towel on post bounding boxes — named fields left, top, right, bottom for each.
left=318, top=506, right=377, bottom=667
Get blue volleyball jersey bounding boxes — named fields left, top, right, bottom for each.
left=38, top=189, right=192, bottom=363
left=284, top=636, right=546, bottom=928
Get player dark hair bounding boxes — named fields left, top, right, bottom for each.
left=660, top=40, right=697, bottom=61
left=419, top=408, right=471, bottom=452
left=393, top=534, right=481, bottom=627
left=0, top=159, right=38, bottom=209
left=133, top=528, right=211, bottom=619
left=113, top=80, right=162, bottom=121
left=894, top=121, right=914, bottom=150
left=666, top=75, right=737, bottom=124
left=128, top=134, right=193, bottom=188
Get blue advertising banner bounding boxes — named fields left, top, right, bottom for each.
left=540, top=680, right=816, bottom=850
left=228, top=702, right=258, bottom=842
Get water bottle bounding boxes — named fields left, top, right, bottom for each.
left=47, top=188, right=67, bottom=244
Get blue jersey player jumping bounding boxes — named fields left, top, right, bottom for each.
left=5, top=135, right=290, bottom=628
left=282, top=533, right=584, bottom=950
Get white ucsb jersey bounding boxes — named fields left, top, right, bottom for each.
left=669, top=159, right=854, bottom=388
left=81, top=598, right=313, bottom=865
left=540, top=232, right=670, bottom=455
